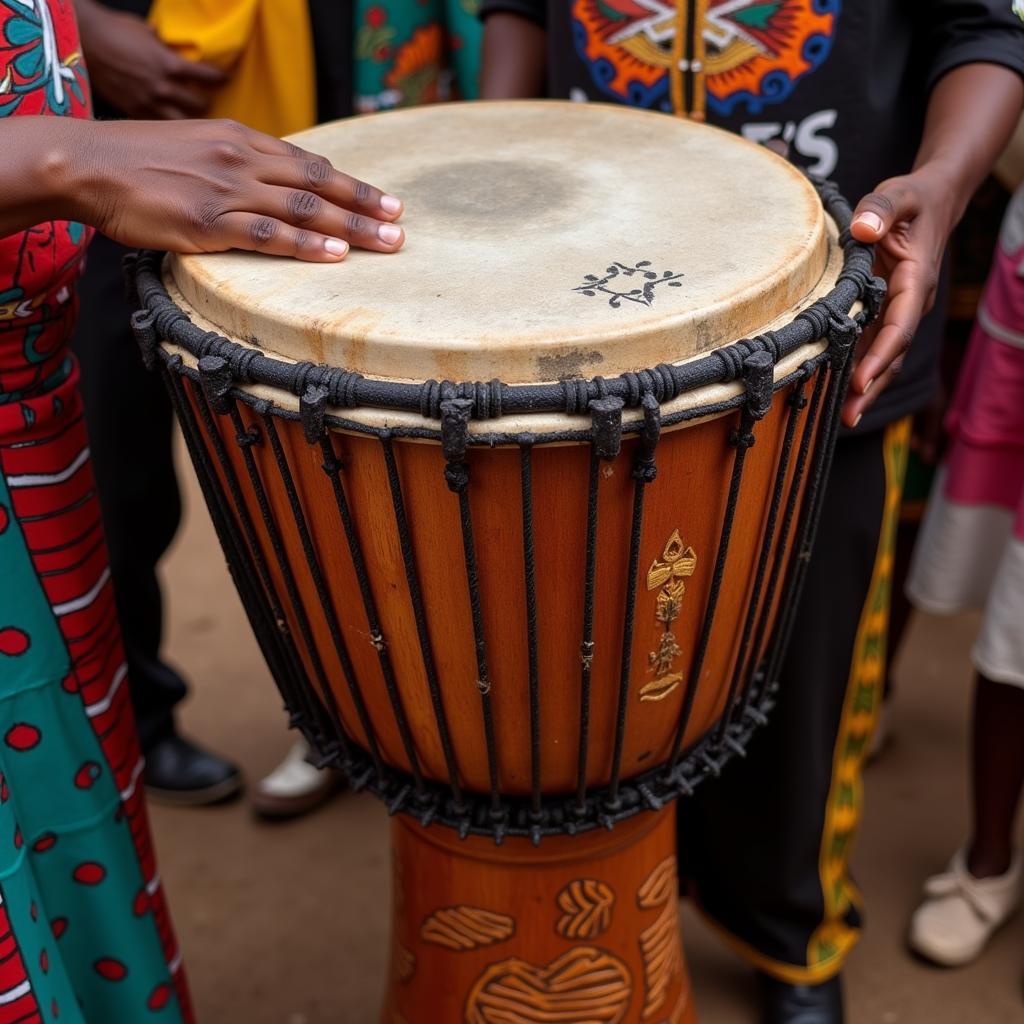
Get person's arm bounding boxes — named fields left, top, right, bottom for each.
left=845, top=58, right=1024, bottom=426
left=75, top=0, right=227, bottom=119
left=480, top=4, right=546, bottom=99
left=1, top=117, right=405, bottom=261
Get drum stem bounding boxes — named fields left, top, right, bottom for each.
left=384, top=807, right=696, bottom=1024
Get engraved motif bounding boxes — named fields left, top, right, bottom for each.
left=638, top=858, right=684, bottom=1019
left=556, top=879, right=616, bottom=939
left=642, top=531, right=697, bottom=702
left=646, top=531, right=696, bottom=595
left=573, top=261, right=684, bottom=309
left=649, top=633, right=682, bottom=679
left=465, top=946, right=631, bottom=1024
left=421, top=906, right=515, bottom=951
left=395, top=944, right=416, bottom=983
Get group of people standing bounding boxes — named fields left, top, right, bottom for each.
left=0, top=2, right=1022, bottom=1023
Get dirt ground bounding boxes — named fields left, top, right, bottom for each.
left=151, top=440, right=1024, bottom=1024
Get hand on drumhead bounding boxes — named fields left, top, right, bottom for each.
left=843, top=170, right=953, bottom=427
left=77, top=119, right=406, bottom=262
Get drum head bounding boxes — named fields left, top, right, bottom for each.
left=168, top=102, right=832, bottom=384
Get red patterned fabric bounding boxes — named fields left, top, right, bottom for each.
left=0, top=0, right=93, bottom=411
left=0, top=901, right=42, bottom=1023
left=0, top=2, right=193, bottom=1020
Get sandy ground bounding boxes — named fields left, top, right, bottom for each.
left=151, top=440, right=1023, bottom=1024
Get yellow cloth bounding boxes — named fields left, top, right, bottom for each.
left=149, top=0, right=316, bottom=138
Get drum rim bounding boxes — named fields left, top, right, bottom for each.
left=127, top=178, right=881, bottom=446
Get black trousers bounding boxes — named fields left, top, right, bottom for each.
left=679, top=419, right=909, bottom=983
left=73, top=233, right=186, bottom=752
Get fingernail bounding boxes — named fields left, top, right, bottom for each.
left=324, top=238, right=348, bottom=257
left=378, top=223, right=402, bottom=245
left=862, top=377, right=875, bottom=395
left=380, top=194, right=403, bottom=215
left=853, top=212, right=884, bottom=234
left=852, top=413, right=863, bottom=429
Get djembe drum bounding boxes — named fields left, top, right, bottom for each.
left=128, top=103, right=879, bottom=1024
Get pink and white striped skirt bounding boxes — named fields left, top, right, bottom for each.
left=908, top=187, right=1024, bottom=689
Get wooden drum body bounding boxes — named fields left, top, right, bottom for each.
left=129, top=103, right=879, bottom=1023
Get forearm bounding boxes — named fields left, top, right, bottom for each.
left=0, top=118, right=105, bottom=237
left=3, top=117, right=406, bottom=262
left=913, top=63, right=1024, bottom=225
left=480, top=12, right=547, bottom=99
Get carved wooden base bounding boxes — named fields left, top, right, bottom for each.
left=384, top=806, right=695, bottom=1024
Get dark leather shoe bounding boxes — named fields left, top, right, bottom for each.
left=759, top=973, right=844, bottom=1024
left=144, top=733, right=244, bottom=806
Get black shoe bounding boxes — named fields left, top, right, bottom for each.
left=144, top=733, right=244, bottom=807
left=759, top=973, right=844, bottom=1024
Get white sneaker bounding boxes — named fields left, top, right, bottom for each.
left=908, top=848, right=1022, bottom=967
left=251, top=739, right=343, bottom=819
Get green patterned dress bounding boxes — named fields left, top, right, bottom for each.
left=354, top=0, right=481, bottom=112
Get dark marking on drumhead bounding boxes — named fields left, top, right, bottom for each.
left=537, top=348, right=605, bottom=380
left=572, top=261, right=684, bottom=309
left=396, top=159, right=576, bottom=233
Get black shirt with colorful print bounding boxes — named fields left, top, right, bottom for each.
left=479, top=0, right=1024, bottom=430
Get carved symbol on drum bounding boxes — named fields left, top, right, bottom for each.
left=638, top=858, right=684, bottom=1019
left=556, top=879, right=616, bottom=939
left=573, top=261, right=684, bottom=308
left=421, top=906, right=516, bottom=951
left=642, top=530, right=697, bottom=703
left=465, top=946, right=632, bottom=1024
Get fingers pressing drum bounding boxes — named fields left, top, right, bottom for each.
left=215, top=212, right=350, bottom=262
left=249, top=184, right=404, bottom=252
left=258, top=152, right=404, bottom=222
